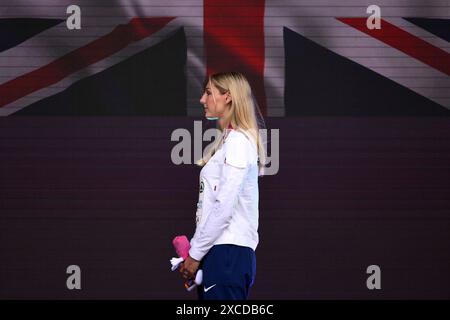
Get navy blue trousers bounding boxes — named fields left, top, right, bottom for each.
left=197, top=244, right=256, bottom=300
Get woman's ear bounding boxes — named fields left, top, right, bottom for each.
left=225, top=92, right=232, bottom=104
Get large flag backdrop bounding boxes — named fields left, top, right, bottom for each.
left=0, top=0, right=449, bottom=299
left=0, top=0, right=448, bottom=116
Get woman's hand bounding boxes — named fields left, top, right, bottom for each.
left=179, top=255, right=200, bottom=280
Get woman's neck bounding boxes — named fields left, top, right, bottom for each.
left=218, top=118, right=232, bottom=130
left=217, top=107, right=232, bottom=130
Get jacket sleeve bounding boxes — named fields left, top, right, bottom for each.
left=189, top=134, right=249, bottom=261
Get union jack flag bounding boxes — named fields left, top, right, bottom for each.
left=0, top=0, right=449, bottom=116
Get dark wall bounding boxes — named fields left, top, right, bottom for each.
left=0, top=116, right=449, bottom=299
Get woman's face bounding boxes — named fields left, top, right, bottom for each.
left=199, top=82, right=231, bottom=119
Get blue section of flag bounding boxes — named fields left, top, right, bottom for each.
left=284, top=27, right=450, bottom=116
left=404, top=18, right=450, bottom=42
left=0, top=18, right=63, bottom=52
left=13, top=28, right=187, bottom=116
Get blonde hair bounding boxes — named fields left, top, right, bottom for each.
left=196, top=71, right=267, bottom=175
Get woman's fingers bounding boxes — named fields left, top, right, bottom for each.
left=179, top=265, right=192, bottom=279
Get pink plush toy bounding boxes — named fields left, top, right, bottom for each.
left=170, top=235, right=203, bottom=291
left=172, top=235, right=191, bottom=260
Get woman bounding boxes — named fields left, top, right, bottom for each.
left=179, top=71, right=266, bottom=300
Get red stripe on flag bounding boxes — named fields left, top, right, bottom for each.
left=0, top=17, right=175, bottom=108
left=204, top=0, right=267, bottom=115
left=337, top=17, right=450, bottom=76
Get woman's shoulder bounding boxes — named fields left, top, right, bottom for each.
left=223, top=129, right=257, bottom=168
left=226, top=129, right=256, bottom=147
